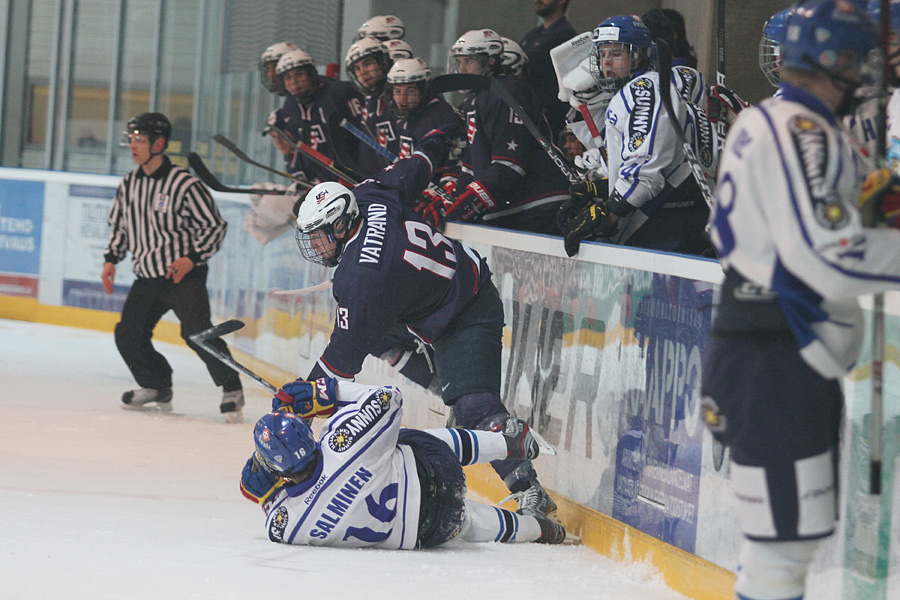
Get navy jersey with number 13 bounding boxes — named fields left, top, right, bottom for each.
left=310, top=153, right=491, bottom=381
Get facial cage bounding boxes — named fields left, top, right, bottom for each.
left=589, top=42, right=647, bottom=93
left=759, top=36, right=781, bottom=87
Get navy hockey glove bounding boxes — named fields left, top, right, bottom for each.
left=558, top=199, right=609, bottom=257
left=444, top=182, right=499, bottom=222
left=240, top=454, right=284, bottom=514
left=272, top=376, right=338, bottom=421
left=417, top=122, right=466, bottom=167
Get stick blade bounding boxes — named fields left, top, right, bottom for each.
left=189, top=319, right=245, bottom=344
left=530, top=428, right=557, bottom=456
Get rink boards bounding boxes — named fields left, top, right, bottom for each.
left=1, top=167, right=898, bottom=600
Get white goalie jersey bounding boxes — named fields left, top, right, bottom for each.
left=264, top=382, right=422, bottom=549
left=710, top=90, right=900, bottom=378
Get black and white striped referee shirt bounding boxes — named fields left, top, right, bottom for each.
left=104, top=156, right=227, bottom=279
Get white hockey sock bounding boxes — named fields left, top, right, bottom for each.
left=458, top=500, right=542, bottom=543
left=735, top=539, right=819, bottom=600
left=422, top=428, right=508, bottom=465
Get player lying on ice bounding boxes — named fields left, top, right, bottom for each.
left=239, top=377, right=567, bottom=548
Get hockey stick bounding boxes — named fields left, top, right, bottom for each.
left=212, top=135, right=312, bottom=189
left=431, top=74, right=580, bottom=184
left=866, top=0, right=891, bottom=496
left=188, top=152, right=290, bottom=195
left=271, top=280, right=334, bottom=295
left=655, top=40, right=716, bottom=211
left=326, top=112, right=380, bottom=177
left=335, top=116, right=459, bottom=209
left=268, top=125, right=361, bottom=186
left=338, top=116, right=398, bottom=163
left=189, top=320, right=293, bottom=402
left=715, top=0, right=727, bottom=150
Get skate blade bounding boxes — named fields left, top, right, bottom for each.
left=120, top=402, right=173, bottom=413
left=561, top=532, right=582, bottom=545
left=529, top=428, right=557, bottom=456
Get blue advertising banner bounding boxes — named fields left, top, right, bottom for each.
left=0, top=179, right=45, bottom=276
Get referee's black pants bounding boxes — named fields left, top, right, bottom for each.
left=114, top=266, right=242, bottom=393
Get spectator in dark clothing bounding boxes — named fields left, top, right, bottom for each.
left=519, top=0, right=576, bottom=139
left=661, top=8, right=698, bottom=69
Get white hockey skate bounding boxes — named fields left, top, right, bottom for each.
left=121, top=387, right=173, bottom=412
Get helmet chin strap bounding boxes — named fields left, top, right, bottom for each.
left=141, top=136, right=166, bottom=166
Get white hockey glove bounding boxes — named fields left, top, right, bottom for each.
left=574, top=147, right=607, bottom=180
left=242, top=182, right=296, bottom=244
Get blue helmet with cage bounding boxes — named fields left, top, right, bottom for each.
left=253, top=412, right=318, bottom=477
left=781, top=0, right=877, bottom=75
left=589, top=15, right=656, bottom=93
left=760, top=7, right=797, bottom=87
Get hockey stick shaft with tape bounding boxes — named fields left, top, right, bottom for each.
left=212, top=135, right=312, bottom=188
left=188, top=152, right=290, bottom=195
left=189, top=320, right=292, bottom=403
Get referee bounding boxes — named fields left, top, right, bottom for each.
left=101, top=112, right=244, bottom=423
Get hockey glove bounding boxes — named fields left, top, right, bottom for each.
left=272, top=376, right=338, bottom=421
left=568, top=178, right=609, bottom=203
left=444, top=182, right=499, bottom=222
left=558, top=199, right=609, bottom=257
left=417, top=122, right=466, bottom=167
left=707, top=85, right=751, bottom=126
left=240, top=454, right=284, bottom=515
left=416, top=186, right=451, bottom=228
left=859, top=168, right=900, bottom=228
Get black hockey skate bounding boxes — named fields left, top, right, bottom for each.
left=121, top=387, right=173, bottom=412
left=498, top=417, right=541, bottom=460
left=534, top=515, right=567, bottom=544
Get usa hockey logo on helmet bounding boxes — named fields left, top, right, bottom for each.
left=357, top=15, right=405, bottom=41
left=384, top=39, right=414, bottom=61
left=781, top=0, right=877, bottom=74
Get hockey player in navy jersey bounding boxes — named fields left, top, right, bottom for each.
left=425, top=29, right=569, bottom=235
left=345, top=36, right=401, bottom=176
left=700, top=3, right=900, bottom=599
left=239, top=380, right=566, bottom=548
left=284, top=128, right=558, bottom=518
left=270, top=48, right=364, bottom=182
left=385, top=57, right=462, bottom=214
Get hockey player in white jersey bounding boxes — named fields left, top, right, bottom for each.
left=700, top=2, right=900, bottom=599
left=556, top=15, right=715, bottom=257
left=239, top=378, right=566, bottom=548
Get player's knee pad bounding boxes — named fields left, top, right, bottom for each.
left=451, top=392, right=508, bottom=429
left=735, top=538, right=820, bottom=600
left=731, top=449, right=835, bottom=540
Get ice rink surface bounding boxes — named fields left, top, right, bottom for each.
left=0, top=319, right=689, bottom=600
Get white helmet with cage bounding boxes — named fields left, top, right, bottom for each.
left=357, top=15, right=405, bottom=41
left=259, top=41, right=298, bottom=95
left=383, top=39, right=414, bottom=62
left=345, top=37, right=392, bottom=96
left=448, top=29, right=504, bottom=75
left=387, top=58, right=432, bottom=116
left=500, top=37, right=529, bottom=78
left=276, top=48, right=316, bottom=76
left=295, top=182, right=360, bottom=267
